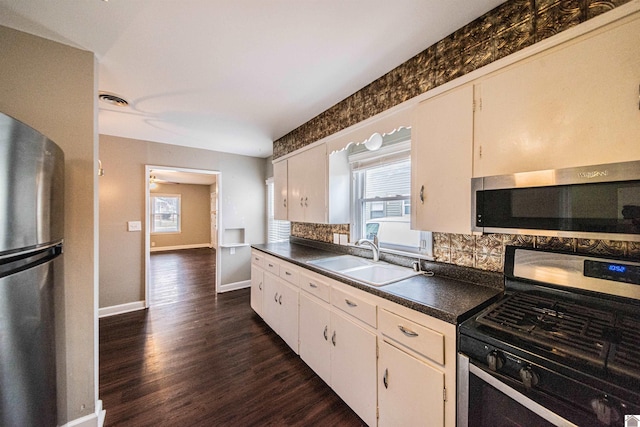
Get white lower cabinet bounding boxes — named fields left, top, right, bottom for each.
left=299, top=292, right=377, bottom=426
left=263, top=271, right=299, bottom=354
left=330, top=309, right=378, bottom=427
left=299, top=293, right=331, bottom=384
left=378, top=340, right=444, bottom=426
left=251, top=252, right=456, bottom=427
left=250, top=264, right=264, bottom=317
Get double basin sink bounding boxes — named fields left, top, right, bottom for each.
left=307, top=255, right=420, bottom=287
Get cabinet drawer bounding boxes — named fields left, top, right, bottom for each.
left=331, top=287, right=376, bottom=328
left=251, top=251, right=264, bottom=268
left=299, top=272, right=330, bottom=302
left=279, top=263, right=300, bottom=286
left=263, top=256, right=280, bottom=276
left=379, top=309, right=444, bottom=365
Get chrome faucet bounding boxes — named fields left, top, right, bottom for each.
left=356, top=236, right=379, bottom=262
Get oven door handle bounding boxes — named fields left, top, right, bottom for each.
left=468, top=361, right=579, bottom=427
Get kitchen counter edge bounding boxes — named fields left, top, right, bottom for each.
left=251, top=241, right=503, bottom=325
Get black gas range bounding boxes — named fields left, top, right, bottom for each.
left=458, top=246, right=640, bottom=427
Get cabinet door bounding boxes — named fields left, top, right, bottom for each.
left=262, top=272, right=280, bottom=332
left=299, top=293, right=331, bottom=384
left=278, top=280, right=299, bottom=354
left=250, top=265, right=264, bottom=317
left=378, top=340, right=445, bottom=427
left=411, top=85, right=474, bottom=234
left=287, top=150, right=308, bottom=223
left=330, top=311, right=377, bottom=427
left=287, top=144, right=327, bottom=223
left=301, top=144, right=327, bottom=224
left=473, top=16, right=640, bottom=177
left=273, top=160, right=288, bottom=220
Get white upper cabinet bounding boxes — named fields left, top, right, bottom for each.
left=473, top=15, right=640, bottom=177
left=288, top=144, right=327, bottom=223
left=283, top=143, right=350, bottom=224
left=273, top=159, right=288, bottom=221
left=411, top=85, right=474, bottom=234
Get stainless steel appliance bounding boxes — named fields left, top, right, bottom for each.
left=458, top=246, right=640, bottom=427
left=0, top=112, right=64, bottom=426
left=471, top=161, right=640, bottom=241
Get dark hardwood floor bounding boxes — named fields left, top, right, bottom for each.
left=99, top=248, right=364, bottom=426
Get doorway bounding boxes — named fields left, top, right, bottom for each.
left=145, top=165, right=220, bottom=308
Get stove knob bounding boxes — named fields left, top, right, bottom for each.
left=519, top=366, right=539, bottom=389
left=590, top=396, right=620, bottom=425
left=486, top=351, right=505, bottom=372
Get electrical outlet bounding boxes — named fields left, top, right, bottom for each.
left=339, top=234, right=349, bottom=245
left=230, top=247, right=236, bottom=255
left=333, top=233, right=340, bottom=244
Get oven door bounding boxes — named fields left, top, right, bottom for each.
left=457, top=354, right=578, bottom=427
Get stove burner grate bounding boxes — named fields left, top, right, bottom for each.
left=476, top=292, right=615, bottom=367
left=608, top=315, right=640, bottom=379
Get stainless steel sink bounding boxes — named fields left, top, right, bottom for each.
left=307, top=255, right=419, bottom=286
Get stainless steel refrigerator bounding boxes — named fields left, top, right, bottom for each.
left=0, top=112, right=64, bottom=426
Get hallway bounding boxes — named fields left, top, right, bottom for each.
left=99, top=248, right=364, bottom=426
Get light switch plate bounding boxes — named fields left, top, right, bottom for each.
left=127, top=221, right=142, bottom=232
left=333, top=233, right=340, bottom=244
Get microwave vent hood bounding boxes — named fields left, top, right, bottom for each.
left=471, top=160, right=640, bottom=242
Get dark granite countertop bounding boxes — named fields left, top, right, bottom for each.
left=251, top=240, right=503, bottom=325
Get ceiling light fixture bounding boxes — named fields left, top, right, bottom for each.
left=98, top=91, right=129, bottom=107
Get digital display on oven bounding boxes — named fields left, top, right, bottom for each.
left=584, top=260, right=640, bottom=284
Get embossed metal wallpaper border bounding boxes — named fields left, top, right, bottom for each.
left=273, top=0, right=630, bottom=159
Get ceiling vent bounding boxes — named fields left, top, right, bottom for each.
left=98, top=91, right=129, bottom=107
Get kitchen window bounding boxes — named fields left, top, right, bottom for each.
left=350, top=130, right=431, bottom=257
left=266, top=178, right=290, bottom=242
left=150, top=194, right=181, bottom=233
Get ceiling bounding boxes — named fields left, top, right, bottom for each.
left=0, top=0, right=506, bottom=158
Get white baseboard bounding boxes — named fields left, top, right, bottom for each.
left=150, top=243, right=211, bottom=252
left=218, top=279, right=250, bottom=293
left=62, top=400, right=105, bottom=427
left=98, top=301, right=146, bottom=318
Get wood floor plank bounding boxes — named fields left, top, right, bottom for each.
left=99, top=248, right=365, bottom=426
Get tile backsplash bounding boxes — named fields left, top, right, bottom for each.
left=292, top=223, right=640, bottom=273
left=434, top=232, right=640, bottom=272
left=273, top=0, right=631, bottom=159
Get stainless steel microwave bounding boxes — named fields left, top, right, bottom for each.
left=471, top=160, right=640, bottom=241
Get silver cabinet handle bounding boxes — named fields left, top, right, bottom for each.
left=419, top=185, right=424, bottom=204
left=283, top=198, right=287, bottom=208
left=268, top=263, right=274, bottom=268
left=383, top=368, right=389, bottom=389
left=398, top=325, right=419, bottom=337
left=309, top=282, right=318, bottom=289
left=304, top=197, right=308, bottom=207
left=274, top=293, right=278, bottom=302
left=254, top=257, right=259, bottom=261
left=323, top=325, right=328, bottom=341
left=331, top=331, right=336, bottom=346
left=300, top=197, right=304, bottom=207
left=345, top=299, right=357, bottom=308
left=259, top=281, right=262, bottom=291
left=278, top=295, right=282, bottom=305
left=285, top=271, right=292, bottom=276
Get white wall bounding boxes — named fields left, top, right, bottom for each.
left=0, top=25, right=98, bottom=425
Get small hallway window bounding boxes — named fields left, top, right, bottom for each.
left=150, top=194, right=181, bottom=233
